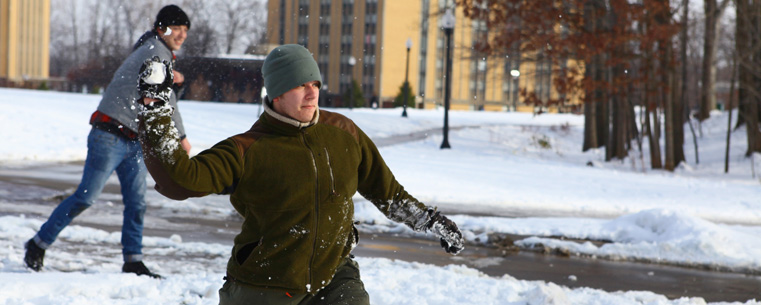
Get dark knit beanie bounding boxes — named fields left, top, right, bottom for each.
left=262, top=44, right=322, bottom=99
left=154, top=5, right=191, bottom=30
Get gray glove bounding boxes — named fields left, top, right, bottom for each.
left=138, top=56, right=174, bottom=104
left=427, top=211, right=464, bottom=255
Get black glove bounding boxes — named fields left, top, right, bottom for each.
left=427, top=211, right=464, bottom=255
left=138, top=56, right=174, bottom=104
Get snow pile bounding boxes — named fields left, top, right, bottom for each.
left=514, top=209, right=761, bottom=273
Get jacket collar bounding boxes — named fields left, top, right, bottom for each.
left=262, top=96, right=320, bottom=130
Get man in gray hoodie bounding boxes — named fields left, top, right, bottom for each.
left=24, top=4, right=192, bottom=279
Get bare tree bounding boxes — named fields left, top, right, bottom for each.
left=181, top=0, right=220, bottom=56
left=169, top=0, right=266, bottom=56
left=698, top=0, right=732, bottom=121
left=680, top=0, right=699, bottom=165
left=219, top=0, right=265, bottom=54
left=49, top=0, right=81, bottom=77
left=734, top=0, right=761, bottom=156
left=117, top=0, right=160, bottom=49
left=49, top=0, right=268, bottom=90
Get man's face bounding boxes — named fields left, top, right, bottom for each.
left=272, top=81, right=320, bottom=123
left=158, top=25, right=188, bottom=51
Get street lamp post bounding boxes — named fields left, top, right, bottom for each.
left=348, top=56, right=356, bottom=110
left=440, top=9, right=455, bottom=149
left=402, top=38, right=412, bottom=117
left=510, top=69, right=520, bottom=112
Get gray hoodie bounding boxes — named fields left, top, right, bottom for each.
left=96, top=31, right=186, bottom=138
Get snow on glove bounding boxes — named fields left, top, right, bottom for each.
left=427, top=211, right=464, bottom=255
left=138, top=56, right=174, bottom=104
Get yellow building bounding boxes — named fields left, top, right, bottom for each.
left=267, top=0, right=580, bottom=113
left=0, top=0, right=50, bottom=85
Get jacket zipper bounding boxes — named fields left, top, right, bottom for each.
left=301, top=131, right=320, bottom=292
left=324, top=147, right=337, bottom=196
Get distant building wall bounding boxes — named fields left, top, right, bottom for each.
left=0, top=0, right=50, bottom=84
left=266, top=0, right=583, bottom=113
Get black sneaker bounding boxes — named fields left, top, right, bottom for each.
left=24, top=239, right=45, bottom=271
left=122, top=261, right=163, bottom=279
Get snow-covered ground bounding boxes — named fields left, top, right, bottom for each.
left=1, top=87, right=760, bottom=304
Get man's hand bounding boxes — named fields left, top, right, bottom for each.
left=141, top=97, right=159, bottom=105
left=138, top=56, right=174, bottom=104
left=173, top=70, right=185, bottom=85
left=427, top=211, right=464, bottom=255
left=180, top=138, right=191, bottom=155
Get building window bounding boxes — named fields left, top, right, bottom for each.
left=278, top=0, right=286, bottom=44
left=535, top=52, right=552, bottom=102
left=471, top=58, right=487, bottom=104
left=469, top=2, right=489, bottom=107
left=298, top=3, right=310, bottom=46
left=504, top=51, right=520, bottom=108
left=418, top=0, right=430, bottom=98
left=340, top=1, right=355, bottom=95
left=435, top=35, right=446, bottom=100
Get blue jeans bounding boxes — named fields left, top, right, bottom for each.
left=35, top=127, right=147, bottom=262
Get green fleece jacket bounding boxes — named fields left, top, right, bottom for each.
left=139, top=102, right=435, bottom=294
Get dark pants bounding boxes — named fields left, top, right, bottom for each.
left=219, top=257, right=370, bottom=305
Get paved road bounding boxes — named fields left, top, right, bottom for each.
left=1, top=162, right=760, bottom=303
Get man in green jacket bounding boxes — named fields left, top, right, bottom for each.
left=137, top=44, right=464, bottom=305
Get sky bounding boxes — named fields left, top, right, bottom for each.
left=0, top=88, right=760, bottom=304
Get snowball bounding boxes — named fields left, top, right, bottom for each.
left=142, top=61, right=166, bottom=85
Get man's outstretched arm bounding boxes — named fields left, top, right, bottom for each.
left=137, top=57, right=240, bottom=200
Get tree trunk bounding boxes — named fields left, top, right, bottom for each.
left=674, top=0, right=688, bottom=166
left=664, top=59, right=676, bottom=171
left=583, top=99, right=599, bottom=151
left=751, top=1, right=761, bottom=155
left=685, top=3, right=700, bottom=165
left=735, top=0, right=761, bottom=155
left=629, top=91, right=645, bottom=171
left=660, top=22, right=676, bottom=171
left=743, top=91, right=761, bottom=156
left=611, top=63, right=628, bottom=160
left=582, top=0, right=606, bottom=152
left=651, top=0, right=678, bottom=171
left=735, top=0, right=748, bottom=130
left=646, top=107, right=663, bottom=169
left=583, top=52, right=608, bottom=153
left=642, top=27, right=663, bottom=169
left=628, top=92, right=640, bottom=147
left=602, top=76, right=612, bottom=161
left=673, top=65, right=686, bottom=166
left=699, top=0, right=719, bottom=120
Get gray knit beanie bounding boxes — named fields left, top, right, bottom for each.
left=262, top=44, right=322, bottom=99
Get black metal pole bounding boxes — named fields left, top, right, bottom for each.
left=512, top=76, right=518, bottom=111
left=441, top=27, right=453, bottom=149
left=402, top=46, right=411, bottom=117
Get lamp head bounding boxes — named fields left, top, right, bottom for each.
left=441, top=9, right=455, bottom=29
